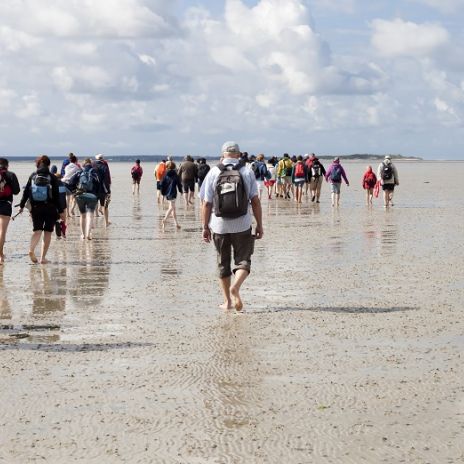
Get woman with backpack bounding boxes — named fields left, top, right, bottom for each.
left=0, top=158, right=21, bottom=264
left=19, top=155, right=64, bottom=264
left=160, top=161, right=182, bottom=230
left=75, top=158, right=100, bottom=240
left=291, top=155, right=307, bottom=203
left=325, top=157, right=349, bottom=207
left=362, top=165, right=377, bottom=206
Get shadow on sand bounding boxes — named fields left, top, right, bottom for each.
left=251, top=305, right=416, bottom=315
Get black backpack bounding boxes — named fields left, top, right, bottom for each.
left=381, top=163, right=393, bottom=181
left=197, top=163, right=210, bottom=180
left=213, top=161, right=248, bottom=218
left=311, top=162, right=321, bottom=178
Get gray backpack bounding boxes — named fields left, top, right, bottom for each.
left=213, top=161, right=248, bottom=218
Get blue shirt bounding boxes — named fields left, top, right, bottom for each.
left=200, top=158, right=258, bottom=234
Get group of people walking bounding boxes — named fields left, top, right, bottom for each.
left=0, top=153, right=112, bottom=264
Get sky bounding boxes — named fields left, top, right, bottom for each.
left=1, top=0, right=464, bottom=159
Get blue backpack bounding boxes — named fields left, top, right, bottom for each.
left=330, top=164, right=342, bottom=182
left=77, top=169, right=94, bottom=194
left=31, top=174, right=51, bottom=202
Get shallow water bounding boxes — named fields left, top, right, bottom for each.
left=1, top=160, right=463, bottom=463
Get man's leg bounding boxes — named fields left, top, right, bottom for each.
left=230, top=229, right=254, bottom=311
left=219, top=276, right=232, bottom=310
left=0, top=215, right=10, bottom=263
left=29, top=230, right=42, bottom=263
left=213, top=233, right=233, bottom=309
left=40, top=231, right=52, bottom=264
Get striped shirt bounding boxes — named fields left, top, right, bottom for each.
left=200, top=158, right=258, bottom=234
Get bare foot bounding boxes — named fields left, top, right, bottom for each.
left=176, top=224, right=181, bottom=229
left=28, top=251, right=38, bottom=264
left=86, top=235, right=92, bottom=240
left=161, top=219, right=166, bottom=229
left=40, top=258, right=49, bottom=264
left=219, top=301, right=233, bottom=310
left=81, top=234, right=85, bottom=240
left=230, top=286, right=243, bottom=311
left=0, top=254, right=4, bottom=264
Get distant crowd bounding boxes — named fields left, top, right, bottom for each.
left=0, top=151, right=399, bottom=265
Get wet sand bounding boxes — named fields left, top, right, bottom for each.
left=1, top=160, right=463, bottom=463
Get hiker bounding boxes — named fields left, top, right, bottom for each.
left=325, top=157, right=349, bottom=207
left=306, top=154, right=326, bottom=203
left=197, top=158, right=211, bottom=190
left=131, top=159, right=143, bottom=195
left=377, top=156, right=399, bottom=208
left=291, top=155, right=307, bottom=203
left=276, top=153, right=293, bottom=199
left=60, top=152, right=76, bottom=177
left=251, top=154, right=269, bottom=200
left=0, top=157, right=21, bottom=264
left=362, top=165, right=377, bottom=206
left=19, top=155, right=64, bottom=264
left=154, top=159, right=167, bottom=204
left=201, top=141, right=263, bottom=312
left=50, top=165, right=67, bottom=239
left=93, top=154, right=111, bottom=226
left=264, top=156, right=277, bottom=199
left=178, top=155, right=198, bottom=207
left=61, top=153, right=81, bottom=217
left=75, top=159, right=100, bottom=240
left=160, top=161, right=182, bottom=229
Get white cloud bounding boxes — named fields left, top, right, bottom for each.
left=371, top=19, right=449, bottom=58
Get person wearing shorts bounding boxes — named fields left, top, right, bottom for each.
left=94, top=154, right=112, bottom=227
left=178, top=155, right=197, bottom=207
left=201, top=141, right=263, bottom=312
left=325, top=157, right=349, bottom=207
left=377, top=156, right=399, bottom=208
left=0, top=157, right=21, bottom=264
left=19, top=155, right=64, bottom=264
left=75, top=158, right=100, bottom=240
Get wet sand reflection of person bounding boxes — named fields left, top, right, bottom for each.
left=379, top=211, right=398, bottom=257
left=30, top=265, right=66, bottom=317
left=0, top=268, right=12, bottom=320
left=69, top=237, right=111, bottom=307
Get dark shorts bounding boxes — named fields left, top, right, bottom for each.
left=156, top=181, right=162, bottom=190
left=98, top=193, right=111, bottom=207
left=182, top=179, right=195, bottom=193
left=382, top=184, right=395, bottom=191
left=0, top=201, right=12, bottom=217
left=132, top=177, right=141, bottom=185
left=31, top=203, right=58, bottom=232
left=76, top=193, right=98, bottom=214
left=212, top=228, right=255, bottom=279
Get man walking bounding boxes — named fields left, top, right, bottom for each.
left=94, top=154, right=112, bottom=227
left=201, top=141, right=263, bottom=311
left=377, top=155, right=399, bottom=208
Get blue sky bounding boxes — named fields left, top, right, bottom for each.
left=1, top=0, right=464, bottom=159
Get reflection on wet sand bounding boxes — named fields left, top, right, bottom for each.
left=379, top=211, right=398, bottom=256
left=30, top=266, right=66, bottom=317
left=132, top=197, right=142, bottom=221
left=69, top=237, right=111, bottom=306
left=0, top=268, right=12, bottom=320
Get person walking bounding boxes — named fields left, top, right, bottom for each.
left=19, top=155, right=64, bottom=264
left=131, top=159, right=143, bottom=195
left=160, top=161, right=182, bottom=229
left=178, top=155, right=198, bottom=207
left=61, top=153, right=81, bottom=217
left=362, top=165, right=377, bottom=206
left=154, top=159, right=167, bottom=204
left=291, top=155, right=307, bottom=203
left=276, top=153, right=293, bottom=199
left=306, top=154, right=326, bottom=203
left=201, top=141, right=263, bottom=312
left=197, top=158, right=210, bottom=190
left=325, top=157, right=349, bottom=207
left=264, top=156, right=277, bottom=199
left=0, top=158, right=21, bottom=264
left=377, top=156, right=399, bottom=208
left=94, top=154, right=112, bottom=226
left=75, top=159, right=100, bottom=240
left=50, top=165, right=67, bottom=239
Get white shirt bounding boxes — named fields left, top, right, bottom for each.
left=200, top=158, right=258, bottom=234
left=62, top=163, right=80, bottom=183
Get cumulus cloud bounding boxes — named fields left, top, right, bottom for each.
left=371, top=18, right=449, bottom=58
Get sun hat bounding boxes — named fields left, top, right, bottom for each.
left=221, top=141, right=240, bottom=154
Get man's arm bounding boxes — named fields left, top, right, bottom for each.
left=250, top=195, right=263, bottom=239
left=202, top=201, right=213, bottom=243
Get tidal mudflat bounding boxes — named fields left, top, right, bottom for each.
left=1, top=160, right=463, bottom=463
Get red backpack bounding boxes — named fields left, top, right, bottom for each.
left=0, top=169, right=12, bottom=199
left=294, top=162, right=305, bottom=178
